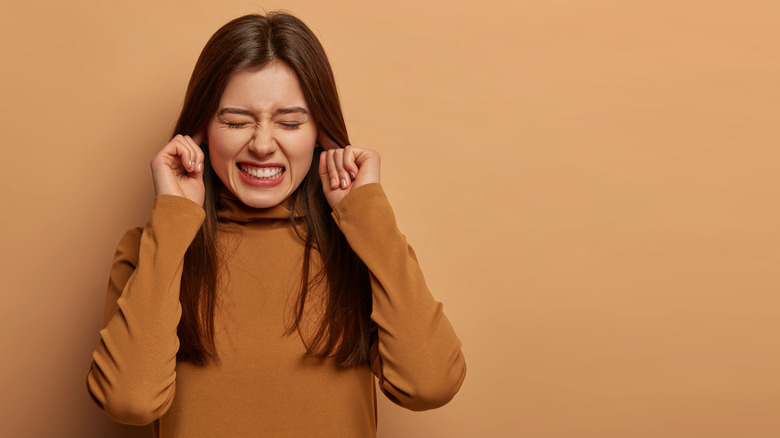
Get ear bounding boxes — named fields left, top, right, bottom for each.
left=192, top=130, right=206, bottom=147
left=317, top=129, right=341, bottom=151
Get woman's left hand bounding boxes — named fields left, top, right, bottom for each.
left=318, top=131, right=381, bottom=209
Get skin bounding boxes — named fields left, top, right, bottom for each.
left=151, top=61, right=381, bottom=210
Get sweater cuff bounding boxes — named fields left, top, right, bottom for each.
left=331, top=183, right=389, bottom=225
left=148, top=194, right=206, bottom=236
left=153, top=194, right=205, bottom=218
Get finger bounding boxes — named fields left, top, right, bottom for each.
left=318, top=151, right=331, bottom=189
left=183, top=135, right=205, bottom=173
left=177, top=135, right=199, bottom=173
left=317, top=130, right=340, bottom=151
left=326, top=150, right=339, bottom=189
left=182, top=141, right=204, bottom=183
left=343, top=145, right=358, bottom=180
left=187, top=131, right=206, bottom=171
left=182, top=136, right=201, bottom=173
left=177, top=136, right=197, bottom=172
left=332, top=148, right=351, bottom=189
left=164, top=135, right=187, bottom=172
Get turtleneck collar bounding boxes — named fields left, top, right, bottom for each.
left=216, top=185, right=305, bottom=222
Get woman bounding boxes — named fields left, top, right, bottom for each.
left=86, top=11, right=466, bottom=437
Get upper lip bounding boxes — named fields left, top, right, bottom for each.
left=237, top=161, right=285, bottom=169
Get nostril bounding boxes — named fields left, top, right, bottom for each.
left=247, top=136, right=278, bottom=154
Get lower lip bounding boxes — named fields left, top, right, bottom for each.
left=236, top=164, right=286, bottom=187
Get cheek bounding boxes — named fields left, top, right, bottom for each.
left=288, top=137, right=316, bottom=172
left=278, top=126, right=314, bottom=154
left=294, top=155, right=314, bottom=177
left=206, top=130, right=237, bottom=176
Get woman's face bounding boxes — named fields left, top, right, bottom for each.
left=207, top=62, right=318, bottom=209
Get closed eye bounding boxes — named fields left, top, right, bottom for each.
left=279, top=122, right=302, bottom=130
left=225, top=122, right=249, bottom=129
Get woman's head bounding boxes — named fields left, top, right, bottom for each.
left=173, top=12, right=349, bottom=207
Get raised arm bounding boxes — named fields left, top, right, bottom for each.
left=85, top=195, right=205, bottom=425
left=331, top=183, right=467, bottom=411
left=86, top=133, right=207, bottom=423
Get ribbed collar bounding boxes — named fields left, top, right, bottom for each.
left=216, top=186, right=304, bottom=222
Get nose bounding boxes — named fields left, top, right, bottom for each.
left=247, top=124, right=277, bottom=157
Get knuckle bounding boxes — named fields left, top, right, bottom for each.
left=150, top=156, right=165, bottom=167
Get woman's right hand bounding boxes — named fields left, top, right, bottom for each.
left=150, top=133, right=206, bottom=207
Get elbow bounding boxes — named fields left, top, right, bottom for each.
left=100, top=394, right=167, bottom=426
left=411, top=366, right=467, bottom=411
left=403, top=386, right=459, bottom=411
left=86, top=366, right=173, bottom=426
left=99, top=403, right=160, bottom=426
left=388, top=357, right=467, bottom=411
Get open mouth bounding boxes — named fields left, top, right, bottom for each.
left=237, top=163, right=285, bottom=180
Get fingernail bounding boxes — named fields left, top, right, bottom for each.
left=341, top=179, right=347, bottom=189
left=349, top=171, right=356, bottom=179
left=331, top=178, right=337, bottom=188
left=198, top=162, right=203, bottom=171
left=190, top=160, right=194, bottom=169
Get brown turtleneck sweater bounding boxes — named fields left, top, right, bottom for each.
left=86, top=183, right=466, bottom=437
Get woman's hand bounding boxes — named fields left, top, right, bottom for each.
left=318, top=131, right=380, bottom=209
left=150, top=133, right=206, bottom=207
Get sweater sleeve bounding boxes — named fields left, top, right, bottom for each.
left=331, top=183, right=467, bottom=411
left=85, top=194, right=205, bottom=425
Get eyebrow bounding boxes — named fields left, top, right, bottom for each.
left=217, top=106, right=309, bottom=117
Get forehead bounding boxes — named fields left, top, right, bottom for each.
left=220, top=62, right=307, bottom=111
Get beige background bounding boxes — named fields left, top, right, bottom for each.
left=1, top=0, right=778, bottom=437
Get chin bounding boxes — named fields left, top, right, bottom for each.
left=236, top=191, right=286, bottom=209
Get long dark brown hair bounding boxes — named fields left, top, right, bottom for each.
left=172, top=12, right=371, bottom=368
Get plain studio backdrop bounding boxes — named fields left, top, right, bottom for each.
left=1, top=0, right=778, bottom=437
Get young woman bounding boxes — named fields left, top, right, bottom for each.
left=86, top=12, right=466, bottom=437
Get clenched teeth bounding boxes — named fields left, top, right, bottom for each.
left=238, top=164, right=284, bottom=179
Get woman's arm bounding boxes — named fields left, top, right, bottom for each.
left=85, top=195, right=205, bottom=425
left=331, top=183, right=467, bottom=411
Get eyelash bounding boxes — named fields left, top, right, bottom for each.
left=223, top=122, right=302, bottom=130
